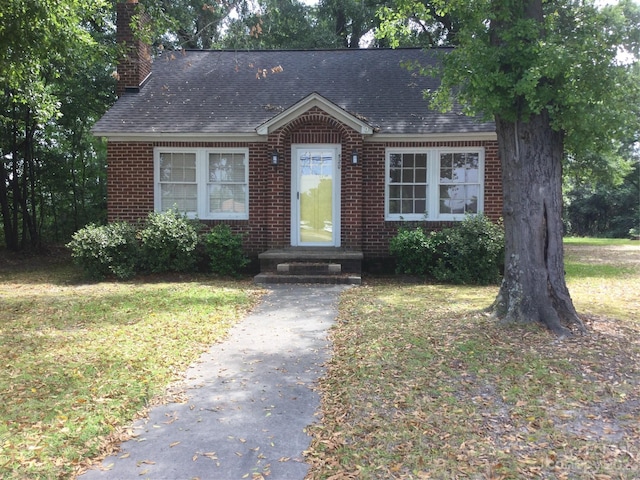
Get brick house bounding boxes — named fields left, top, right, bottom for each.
left=92, top=0, right=502, bottom=283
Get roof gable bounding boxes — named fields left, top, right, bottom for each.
left=256, top=92, right=374, bottom=136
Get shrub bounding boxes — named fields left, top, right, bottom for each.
left=389, top=214, right=504, bottom=284
left=203, top=224, right=249, bottom=276
left=67, top=222, right=138, bottom=280
left=138, top=210, right=199, bottom=273
left=389, top=226, right=432, bottom=275
left=429, top=214, right=504, bottom=285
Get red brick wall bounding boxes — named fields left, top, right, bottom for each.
left=106, top=123, right=502, bottom=260
left=106, top=140, right=270, bottom=255
left=107, top=142, right=154, bottom=222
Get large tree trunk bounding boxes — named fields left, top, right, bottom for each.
left=492, top=112, right=585, bottom=336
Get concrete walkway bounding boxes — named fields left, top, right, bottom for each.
left=79, top=284, right=348, bottom=480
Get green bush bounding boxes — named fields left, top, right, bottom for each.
left=203, top=224, right=249, bottom=276
left=430, top=215, right=504, bottom=285
left=390, top=215, right=504, bottom=285
left=67, top=222, right=138, bottom=280
left=389, top=226, right=432, bottom=275
left=138, top=210, right=199, bottom=273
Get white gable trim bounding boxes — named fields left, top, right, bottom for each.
left=256, top=92, right=374, bottom=136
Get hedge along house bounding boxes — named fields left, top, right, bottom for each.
left=92, top=0, right=502, bottom=284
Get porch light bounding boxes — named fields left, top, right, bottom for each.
left=351, top=149, right=359, bottom=164
left=271, top=149, right=279, bottom=165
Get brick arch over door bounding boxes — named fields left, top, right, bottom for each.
left=272, top=106, right=361, bottom=148
left=266, top=107, right=364, bottom=249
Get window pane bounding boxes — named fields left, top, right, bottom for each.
left=160, top=152, right=196, bottom=182
left=402, top=153, right=415, bottom=167
left=389, top=199, right=400, bottom=214
left=402, top=185, right=414, bottom=198
left=453, top=164, right=465, bottom=182
left=466, top=167, right=479, bottom=183
left=465, top=185, right=479, bottom=213
left=401, top=200, right=413, bottom=213
left=415, top=153, right=427, bottom=168
left=453, top=153, right=467, bottom=169
left=440, top=185, right=466, bottom=214
left=389, top=185, right=401, bottom=199
left=415, top=168, right=426, bottom=183
left=209, top=184, right=246, bottom=213
left=209, top=153, right=247, bottom=183
left=402, top=168, right=414, bottom=183
left=438, top=152, right=481, bottom=215
left=466, top=185, right=479, bottom=201
left=415, top=199, right=426, bottom=214
left=160, top=184, right=197, bottom=212
left=440, top=167, right=453, bottom=183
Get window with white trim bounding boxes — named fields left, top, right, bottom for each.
left=155, top=148, right=249, bottom=220
left=385, top=148, right=484, bottom=221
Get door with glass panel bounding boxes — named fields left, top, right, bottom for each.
left=292, top=146, right=340, bottom=246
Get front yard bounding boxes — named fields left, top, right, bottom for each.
left=306, top=239, right=640, bottom=479
left=0, top=239, right=638, bottom=479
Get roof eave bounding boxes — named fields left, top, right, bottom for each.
left=365, top=131, right=497, bottom=142
left=90, top=132, right=267, bottom=142
left=91, top=131, right=497, bottom=143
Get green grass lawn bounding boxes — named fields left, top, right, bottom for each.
left=0, top=255, right=262, bottom=479
left=306, top=239, right=640, bottom=479
left=1, top=239, right=638, bottom=479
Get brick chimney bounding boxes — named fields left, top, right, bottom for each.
left=116, top=0, right=152, bottom=96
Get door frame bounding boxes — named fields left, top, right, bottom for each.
left=290, top=144, right=341, bottom=247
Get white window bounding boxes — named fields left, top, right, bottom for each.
left=154, top=148, right=249, bottom=220
left=385, top=148, right=484, bottom=221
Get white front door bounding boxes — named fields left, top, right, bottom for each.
left=291, top=145, right=340, bottom=247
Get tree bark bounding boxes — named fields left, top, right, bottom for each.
left=492, top=112, right=586, bottom=336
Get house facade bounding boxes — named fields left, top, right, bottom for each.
left=92, top=1, right=502, bottom=274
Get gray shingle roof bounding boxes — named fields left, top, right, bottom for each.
left=92, top=48, right=495, bottom=136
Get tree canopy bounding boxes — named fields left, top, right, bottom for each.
left=379, top=0, right=640, bottom=155
left=0, top=0, right=113, bottom=249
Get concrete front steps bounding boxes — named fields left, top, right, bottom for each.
left=254, top=248, right=362, bottom=285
